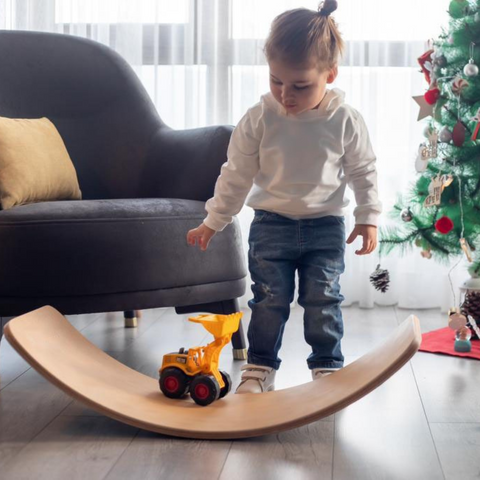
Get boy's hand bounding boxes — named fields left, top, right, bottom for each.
left=346, top=224, right=377, bottom=255
left=187, top=223, right=216, bottom=251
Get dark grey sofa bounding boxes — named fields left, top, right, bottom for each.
left=0, top=31, right=247, bottom=357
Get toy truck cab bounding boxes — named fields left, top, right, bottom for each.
left=162, top=348, right=197, bottom=372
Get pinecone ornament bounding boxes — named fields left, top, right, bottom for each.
left=370, top=264, right=390, bottom=293
left=461, top=291, right=480, bottom=340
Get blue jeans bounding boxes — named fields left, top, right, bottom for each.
left=247, top=210, right=346, bottom=370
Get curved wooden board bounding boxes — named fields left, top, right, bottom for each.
left=4, top=306, right=421, bottom=439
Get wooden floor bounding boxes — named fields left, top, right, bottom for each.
left=0, top=305, right=479, bottom=480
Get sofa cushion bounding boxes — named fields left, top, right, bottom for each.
left=0, top=116, right=82, bottom=210
left=0, top=198, right=246, bottom=298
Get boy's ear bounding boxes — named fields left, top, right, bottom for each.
left=327, top=66, right=338, bottom=84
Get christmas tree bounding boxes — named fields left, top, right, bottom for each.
left=380, top=0, right=480, bottom=282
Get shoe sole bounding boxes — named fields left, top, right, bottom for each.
left=235, top=383, right=275, bottom=394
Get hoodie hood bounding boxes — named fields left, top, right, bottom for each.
left=261, top=88, right=346, bottom=119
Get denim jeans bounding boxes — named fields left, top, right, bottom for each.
left=247, top=210, right=346, bottom=370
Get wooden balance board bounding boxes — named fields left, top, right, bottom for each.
left=4, top=306, right=421, bottom=440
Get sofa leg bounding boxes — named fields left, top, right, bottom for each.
left=124, top=310, right=138, bottom=328
left=175, top=299, right=247, bottom=360
left=223, top=300, right=247, bottom=360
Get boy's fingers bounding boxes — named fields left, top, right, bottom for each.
left=202, top=233, right=214, bottom=250
left=346, top=232, right=357, bottom=244
left=358, top=239, right=377, bottom=255
left=187, top=226, right=215, bottom=250
left=200, top=236, right=210, bottom=251
left=187, top=230, right=203, bottom=247
left=355, top=238, right=369, bottom=255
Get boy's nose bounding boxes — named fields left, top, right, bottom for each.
left=281, top=87, right=294, bottom=102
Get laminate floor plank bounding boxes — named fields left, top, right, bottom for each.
left=70, top=308, right=167, bottom=352
left=411, top=352, right=480, bottom=423
left=430, top=423, right=480, bottom=480
left=1, top=416, right=138, bottom=480
left=332, top=360, right=444, bottom=480
left=395, top=307, right=445, bottom=332
left=66, top=312, right=106, bottom=331
left=219, top=422, right=334, bottom=480
left=0, top=369, right=73, bottom=465
left=0, top=339, right=31, bottom=390
left=105, top=430, right=231, bottom=480
left=341, top=305, right=399, bottom=357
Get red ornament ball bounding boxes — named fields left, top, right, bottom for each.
left=435, top=216, right=454, bottom=234
left=424, top=88, right=440, bottom=105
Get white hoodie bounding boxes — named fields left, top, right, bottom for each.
left=204, top=88, right=381, bottom=231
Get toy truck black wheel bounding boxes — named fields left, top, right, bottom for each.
left=159, top=367, right=190, bottom=398
left=190, top=375, right=220, bottom=406
left=219, top=371, right=232, bottom=399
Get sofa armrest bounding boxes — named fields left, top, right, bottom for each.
left=139, top=125, right=233, bottom=202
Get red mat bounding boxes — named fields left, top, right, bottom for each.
left=419, top=327, right=480, bottom=360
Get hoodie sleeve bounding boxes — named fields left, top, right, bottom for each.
left=204, top=106, right=262, bottom=231
left=342, top=110, right=382, bottom=226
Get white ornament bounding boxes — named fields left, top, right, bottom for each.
left=439, top=126, right=452, bottom=143
left=415, top=144, right=429, bottom=172
left=464, top=60, right=479, bottom=77
left=415, top=128, right=439, bottom=172
left=464, top=43, right=479, bottom=77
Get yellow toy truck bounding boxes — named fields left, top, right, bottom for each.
left=159, top=312, right=242, bottom=406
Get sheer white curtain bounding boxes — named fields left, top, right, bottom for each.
left=0, top=0, right=465, bottom=310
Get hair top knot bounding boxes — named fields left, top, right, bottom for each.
left=318, top=0, right=338, bottom=16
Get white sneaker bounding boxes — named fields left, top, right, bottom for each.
left=311, top=368, right=339, bottom=380
left=235, top=364, right=276, bottom=394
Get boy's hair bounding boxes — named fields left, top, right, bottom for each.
left=264, top=0, right=345, bottom=70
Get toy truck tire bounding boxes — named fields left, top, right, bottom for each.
left=159, top=367, right=190, bottom=398
left=190, top=375, right=220, bottom=406
left=219, top=371, right=232, bottom=399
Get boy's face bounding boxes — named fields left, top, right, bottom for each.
left=268, top=59, right=337, bottom=115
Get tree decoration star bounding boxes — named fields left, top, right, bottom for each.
left=412, top=95, right=434, bottom=121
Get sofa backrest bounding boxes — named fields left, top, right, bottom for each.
left=0, top=30, right=164, bottom=199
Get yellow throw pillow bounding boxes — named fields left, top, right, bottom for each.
left=0, top=117, right=82, bottom=210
